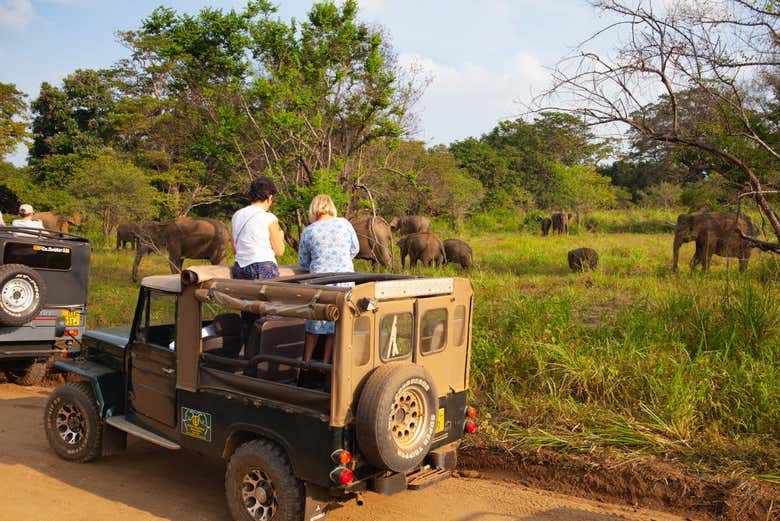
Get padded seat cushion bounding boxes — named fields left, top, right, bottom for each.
left=244, top=317, right=305, bottom=381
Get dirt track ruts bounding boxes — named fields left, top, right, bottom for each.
left=0, top=383, right=689, bottom=521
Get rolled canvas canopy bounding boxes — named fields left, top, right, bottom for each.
left=194, top=288, right=340, bottom=321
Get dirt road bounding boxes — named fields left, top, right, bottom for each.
left=0, top=384, right=688, bottom=521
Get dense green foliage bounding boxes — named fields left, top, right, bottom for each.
left=0, top=83, right=30, bottom=158
left=450, top=113, right=625, bottom=212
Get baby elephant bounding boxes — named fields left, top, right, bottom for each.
left=568, top=247, right=599, bottom=272
left=398, top=232, right=445, bottom=268
left=443, top=239, right=473, bottom=269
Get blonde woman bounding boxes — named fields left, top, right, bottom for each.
left=298, top=194, right=359, bottom=364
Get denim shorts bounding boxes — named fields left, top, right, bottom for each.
left=231, top=261, right=279, bottom=280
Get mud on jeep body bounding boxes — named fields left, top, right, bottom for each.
left=45, top=265, right=476, bottom=521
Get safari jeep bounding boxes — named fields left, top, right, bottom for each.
left=44, top=265, right=477, bottom=521
left=0, top=226, right=89, bottom=385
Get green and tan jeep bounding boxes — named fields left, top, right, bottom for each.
left=44, top=265, right=477, bottom=521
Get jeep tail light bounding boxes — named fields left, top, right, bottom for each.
left=330, top=467, right=354, bottom=486
left=331, top=449, right=352, bottom=465
left=466, top=406, right=477, bottom=418
left=464, top=420, right=476, bottom=434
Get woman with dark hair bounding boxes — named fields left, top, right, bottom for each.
left=231, top=176, right=285, bottom=280
left=231, top=177, right=286, bottom=343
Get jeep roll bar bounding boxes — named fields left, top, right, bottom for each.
left=200, top=351, right=332, bottom=375
left=0, top=226, right=89, bottom=242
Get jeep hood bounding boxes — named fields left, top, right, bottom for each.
left=83, top=326, right=132, bottom=348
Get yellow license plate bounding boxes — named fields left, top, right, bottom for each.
left=435, top=408, right=445, bottom=433
left=63, top=310, right=81, bottom=327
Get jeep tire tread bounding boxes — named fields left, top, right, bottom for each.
left=225, top=438, right=304, bottom=521
left=0, top=264, right=45, bottom=326
left=44, top=382, right=102, bottom=462
left=5, top=360, right=49, bottom=386
left=356, top=363, right=438, bottom=473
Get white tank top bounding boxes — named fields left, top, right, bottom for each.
left=231, top=205, right=278, bottom=267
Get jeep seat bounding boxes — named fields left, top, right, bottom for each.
left=244, top=316, right=305, bottom=382
left=202, top=313, right=243, bottom=357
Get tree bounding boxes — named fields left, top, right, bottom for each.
left=357, top=141, right=484, bottom=226
left=0, top=83, right=30, bottom=159
left=69, top=151, right=157, bottom=240
left=116, top=0, right=420, bottom=236
left=540, top=0, right=780, bottom=249
left=450, top=113, right=612, bottom=210
left=30, top=70, right=115, bottom=162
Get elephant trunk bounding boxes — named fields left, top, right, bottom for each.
left=672, top=235, right=683, bottom=272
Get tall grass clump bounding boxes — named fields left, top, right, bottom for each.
left=466, top=229, right=779, bottom=477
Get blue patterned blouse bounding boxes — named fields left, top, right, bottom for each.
left=298, top=217, right=359, bottom=335
left=298, top=217, right=359, bottom=274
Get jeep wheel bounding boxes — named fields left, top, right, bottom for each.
left=0, top=264, right=46, bottom=326
left=225, top=439, right=304, bottom=521
left=5, top=360, right=48, bottom=386
left=356, top=364, right=438, bottom=473
left=44, top=382, right=102, bottom=462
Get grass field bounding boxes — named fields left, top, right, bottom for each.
left=85, top=217, right=780, bottom=482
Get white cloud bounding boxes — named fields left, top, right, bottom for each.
left=398, top=52, right=550, bottom=143
left=355, top=0, right=387, bottom=16
left=0, top=0, right=33, bottom=29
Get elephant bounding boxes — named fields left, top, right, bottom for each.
left=132, top=217, right=230, bottom=282
left=116, top=222, right=141, bottom=250
left=551, top=212, right=570, bottom=235
left=672, top=212, right=760, bottom=273
left=34, top=211, right=83, bottom=232
left=443, top=239, right=473, bottom=269
left=398, top=232, right=445, bottom=268
left=540, top=218, right=552, bottom=236
left=389, top=215, right=432, bottom=236
left=349, top=215, right=393, bottom=267
left=568, top=247, right=599, bottom=272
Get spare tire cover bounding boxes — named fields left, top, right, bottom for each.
left=0, top=264, right=46, bottom=326
left=356, top=363, right=438, bottom=473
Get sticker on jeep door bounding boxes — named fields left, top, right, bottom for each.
left=181, top=407, right=212, bottom=441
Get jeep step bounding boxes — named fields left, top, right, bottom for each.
left=105, top=415, right=181, bottom=450
left=407, top=466, right=451, bottom=490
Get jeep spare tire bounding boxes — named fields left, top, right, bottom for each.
left=0, top=264, right=45, bottom=326
left=356, top=364, right=438, bottom=473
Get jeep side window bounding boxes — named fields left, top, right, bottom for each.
left=137, top=290, right=177, bottom=350
left=420, top=308, right=447, bottom=355
left=352, top=316, right=371, bottom=366
left=379, top=313, right=413, bottom=361
left=3, top=242, right=71, bottom=270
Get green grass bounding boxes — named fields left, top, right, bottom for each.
left=85, top=221, right=780, bottom=480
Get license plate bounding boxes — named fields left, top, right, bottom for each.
left=63, top=310, right=81, bottom=327
left=436, top=408, right=445, bottom=433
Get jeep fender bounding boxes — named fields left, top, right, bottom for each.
left=52, top=359, right=124, bottom=417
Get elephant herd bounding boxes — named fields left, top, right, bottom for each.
left=119, top=213, right=474, bottom=282
left=350, top=214, right=473, bottom=269
left=672, top=211, right=761, bottom=273
left=545, top=210, right=764, bottom=273
left=116, top=209, right=764, bottom=281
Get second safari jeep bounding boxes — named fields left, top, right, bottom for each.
left=44, top=266, right=477, bottom=521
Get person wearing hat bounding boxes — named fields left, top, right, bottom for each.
left=12, top=204, right=44, bottom=229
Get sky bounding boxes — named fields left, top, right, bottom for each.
left=0, top=0, right=607, bottom=166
